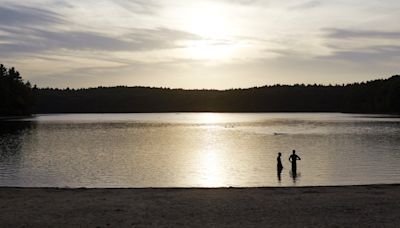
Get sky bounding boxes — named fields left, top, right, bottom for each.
left=0, top=0, right=399, bottom=89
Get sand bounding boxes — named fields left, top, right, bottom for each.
left=1, top=185, right=399, bottom=227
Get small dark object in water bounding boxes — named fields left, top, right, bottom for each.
left=277, top=152, right=283, bottom=181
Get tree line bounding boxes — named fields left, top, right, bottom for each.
left=0, top=64, right=33, bottom=116
left=1, top=64, right=399, bottom=115
left=34, top=75, right=400, bottom=114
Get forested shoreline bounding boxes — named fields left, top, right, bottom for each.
left=34, top=75, right=400, bottom=114
left=1, top=64, right=399, bottom=115
left=0, top=64, right=33, bottom=116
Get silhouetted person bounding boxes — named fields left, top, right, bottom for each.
left=277, top=152, right=283, bottom=181
left=289, top=150, right=301, bottom=174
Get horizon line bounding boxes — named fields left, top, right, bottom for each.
left=35, top=74, right=399, bottom=91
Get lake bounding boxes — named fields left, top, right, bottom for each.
left=0, top=113, right=399, bottom=187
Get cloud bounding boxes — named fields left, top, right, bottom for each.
left=215, top=0, right=264, bottom=6
left=112, top=0, right=160, bottom=14
left=0, top=26, right=200, bottom=56
left=322, top=45, right=400, bottom=63
left=319, top=28, right=400, bottom=62
left=2, top=0, right=400, bottom=89
left=0, top=4, right=200, bottom=57
left=0, top=5, right=64, bottom=26
left=262, top=27, right=400, bottom=66
left=227, top=0, right=259, bottom=4
left=325, top=28, right=400, bottom=39
left=289, top=0, right=322, bottom=10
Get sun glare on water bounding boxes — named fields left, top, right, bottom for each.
left=196, top=113, right=223, bottom=124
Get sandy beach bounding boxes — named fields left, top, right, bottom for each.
left=0, top=185, right=399, bottom=227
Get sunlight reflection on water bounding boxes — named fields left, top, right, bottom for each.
left=0, top=113, right=400, bottom=187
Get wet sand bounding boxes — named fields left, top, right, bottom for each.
left=1, top=185, right=399, bottom=227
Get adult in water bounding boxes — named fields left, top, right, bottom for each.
left=277, top=152, right=283, bottom=181
left=289, top=150, right=301, bottom=174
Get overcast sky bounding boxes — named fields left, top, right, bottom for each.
left=1, top=0, right=399, bottom=89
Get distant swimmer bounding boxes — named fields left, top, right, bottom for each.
left=289, top=150, right=301, bottom=173
left=277, top=152, right=283, bottom=181
left=277, top=152, right=283, bottom=172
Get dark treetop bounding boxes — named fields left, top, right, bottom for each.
left=0, top=64, right=33, bottom=116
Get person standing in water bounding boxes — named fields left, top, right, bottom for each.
left=289, top=150, right=301, bottom=173
left=277, top=152, right=283, bottom=181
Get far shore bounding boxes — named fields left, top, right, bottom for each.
left=0, top=115, right=33, bottom=120
left=1, top=184, right=399, bottom=227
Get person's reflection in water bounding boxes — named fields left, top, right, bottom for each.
left=289, top=150, right=301, bottom=182
left=290, top=170, right=298, bottom=183
left=277, top=152, right=283, bottom=182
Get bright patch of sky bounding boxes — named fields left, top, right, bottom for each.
left=1, top=0, right=399, bottom=88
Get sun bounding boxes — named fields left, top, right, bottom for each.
left=180, top=3, right=239, bottom=60
left=187, top=6, right=230, bottom=39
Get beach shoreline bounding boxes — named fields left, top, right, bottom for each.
left=1, top=184, right=399, bottom=227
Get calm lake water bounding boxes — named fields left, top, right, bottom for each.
left=1, top=113, right=400, bottom=187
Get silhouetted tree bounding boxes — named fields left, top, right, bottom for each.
left=32, top=75, right=400, bottom=114
left=0, top=64, right=34, bottom=116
